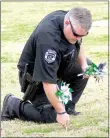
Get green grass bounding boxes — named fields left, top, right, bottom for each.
left=1, top=23, right=35, bottom=42
left=1, top=2, right=108, bottom=137
left=1, top=2, right=108, bottom=43
left=83, top=34, right=108, bottom=46
left=89, top=51, right=108, bottom=58
left=24, top=127, right=54, bottom=134
left=1, top=52, right=20, bottom=63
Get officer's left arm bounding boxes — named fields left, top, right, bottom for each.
left=77, top=46, right=88, bottom=72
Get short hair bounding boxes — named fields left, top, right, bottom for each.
left=66, top=7, right=92, bottom=31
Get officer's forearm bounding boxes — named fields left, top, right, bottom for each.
left=43, top=82, right=65, bottom=113
left=78, top=46, right=87, bottom=66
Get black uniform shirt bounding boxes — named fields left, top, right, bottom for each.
left=17, top=10, right=81, bottom=84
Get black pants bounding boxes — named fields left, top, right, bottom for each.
left=21, top=102, right=57, bottom=123
left=17, top=58, right=92, bottom=122
left=7, top=95, right=57, bottom=123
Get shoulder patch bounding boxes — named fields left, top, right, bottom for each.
left=45, top=49, right=56, bottom=63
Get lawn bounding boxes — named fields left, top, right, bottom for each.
left=1, top=1, right=109, bottom=137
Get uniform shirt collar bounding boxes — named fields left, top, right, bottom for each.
left=59, top=15, right=64, bottom=33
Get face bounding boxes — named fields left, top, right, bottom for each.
left=63, top=18, right=88, bottom=44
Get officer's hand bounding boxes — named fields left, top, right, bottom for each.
left=81, top=64, right=90, bottom=79
left=56, top=113, right=70, bottom=128
left=81, top=64, right=88, bottom=72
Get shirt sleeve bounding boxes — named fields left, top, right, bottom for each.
left=32, top=44, right=61, bottom=84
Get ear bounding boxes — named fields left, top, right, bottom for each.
left=64, top=19, right=69, bottom=25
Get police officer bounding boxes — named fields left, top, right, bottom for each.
left=1, top=7, right=92, bottom=128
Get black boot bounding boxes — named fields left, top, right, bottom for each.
left=65, top=101, right=81, bottom=116
left=1, top=94, right=22, bottom=121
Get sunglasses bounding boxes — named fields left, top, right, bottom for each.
left=69, top=19, right=88, bottom=37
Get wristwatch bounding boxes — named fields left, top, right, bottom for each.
left=57, top=111, right=67, bottom=115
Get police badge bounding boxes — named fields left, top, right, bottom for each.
left=45, top=49, right=56, bottom=63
